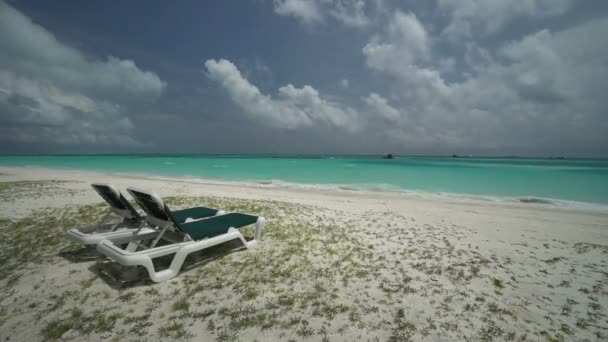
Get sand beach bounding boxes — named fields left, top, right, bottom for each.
left=0, top=166, right=607, bottom=341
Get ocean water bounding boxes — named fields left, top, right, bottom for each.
left=1, top=155, right=608, bottom=206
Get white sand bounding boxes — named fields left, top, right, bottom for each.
left=0, top=166, right=607, bottom=341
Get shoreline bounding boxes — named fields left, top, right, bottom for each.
left=2, top=166, right=607, bottom=215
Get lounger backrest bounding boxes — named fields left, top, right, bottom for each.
left=91, top=183, right=142, bottom=220
left=177, top=213, right=259, bottom=240
left=127, top=188, right=173, bottom=222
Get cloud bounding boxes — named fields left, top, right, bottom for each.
left=339, top=79, right=349, bottom=88
left=0, top=1, right=165, bottom=146
left=329, top=0, right=370, bottom=28
left=0, top=70, right=145, bottom=147
left=363, top=11, right=430, bottom=73
left=272, top=0, right=372, bottom=28
left=437, top=0, right=574, bottom=40
left=205, top=6, right=608, bottom=155
left=205, top=58, right=359, bottom=131
left=273, top=0, right=323, bottom=25
left=363, top=93, right=400, bottom=123
left=362, top=10, right=608, bottom=153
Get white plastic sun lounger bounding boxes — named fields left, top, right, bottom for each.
left=96, top=187, right=265, bottom=282
left=64, top=183, right=158, bottom=246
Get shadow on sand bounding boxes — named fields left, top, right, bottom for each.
left=75, top=239, right=249, bottom=289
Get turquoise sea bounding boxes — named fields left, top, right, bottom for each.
left=1, top=155, right=608, bottom=206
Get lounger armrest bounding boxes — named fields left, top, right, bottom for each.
left=171, top=207, right=219, bottom=222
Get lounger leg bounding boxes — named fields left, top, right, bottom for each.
left=143, top=247, right=190, bottom=282
left=225, top=228, right=259, bottom=250
left=239, top=217, right=266, bottom=249
left=254, top=217, right=266, bottom=242
left=126, top=241, right=139, bottom=252
left=153, top=231, right=249, bottom=282
left=146, top=226, right=170, bottom=249
left=157, top=232, right=249, bottom=282
left=140, top=258, right=159, bottom=281
left=108, top=220, right=122, bottom=232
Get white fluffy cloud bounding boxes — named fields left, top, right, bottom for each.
left=209, top=3, right=608, bottom=154
left=205, top=59, right=359, bottom=131
left=0, top=1, right=166, bottom=146
left=363, top=11, right=430, bottom=72
left=273, top=0, right=372, bottom=28
left=363, top=93, right=400, bottom=123
left=273, top=0, right=322, bottom=25
left=0, top=70, right=142, bottom=146
left=362, top=10, right=608, bottom=153
left=438, top=0, right=574, bottom=40
left=328, top=0, right=370, bottom=28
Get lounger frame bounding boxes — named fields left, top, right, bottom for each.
left=64, top=183, right=150, bottom=246
left=97, top=219, right=264, bottom=282
left=96, top=187, right=265, bottom=282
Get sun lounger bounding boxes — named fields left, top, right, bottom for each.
left=64, top=183, right=158, bottom=246
left=96, top=187, right=265, bottom=282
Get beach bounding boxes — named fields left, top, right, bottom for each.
left=1, top=166, right=607, bottom=341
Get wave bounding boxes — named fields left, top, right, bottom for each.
left=226, top=178, right=608, bottom=212
left=518, top=197, right=554, bottom=204
left=3, top=164, right=607, bottom=212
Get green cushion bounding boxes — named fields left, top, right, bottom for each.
left=170, top=207, right=219, bottom=223
left=177, top=213, right=258, bottom=240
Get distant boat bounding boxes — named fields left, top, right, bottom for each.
left=383, top=153, right=395, bottom=159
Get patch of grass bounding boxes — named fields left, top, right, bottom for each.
left=277, top=294, right=297, bottom=307
left=69, top=307, right=83, bottom=319
left=540, top=331, right=564, bottom=342
left=48, top=290, right=76, bottom=312
left=575, top=318, right=588, bottom=329
left=389, top=308, right=417, bottom=342
left=492, top=278, right=504, bottom=289
left=189, top=308, right=216, bottom=320
left=478, top=321, right=505, bottom=341
left=6, top=273, right=22, bottom=288
left=158, top=321, right=192, bottom=339
left=123, top=313, right=153, bottom=336
left=544, top=257, right=562, bottom=264
left=144, top=287, right=160, bottom=296
left=79, top=275, right=97, bottom=289
left=172, top=297, right=190, bottom=312
left=0, top=203, right=106, bottom=280
left=487, top=302, right=515, bottom=318
left=82, top=310, right=123, bottom=334
left=215, top=324, right=238, bottom=342
left=317, top=304, right=349, bottom=320
left=118, top=291, right=137, bottom=303
left=242, top=287, right=260, bottom=301
left=296, top=320, right=315, bottom=338
left=41, top=319, right=73, bottom=341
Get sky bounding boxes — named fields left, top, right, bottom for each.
left=0, top=0, right=607, bottom=156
